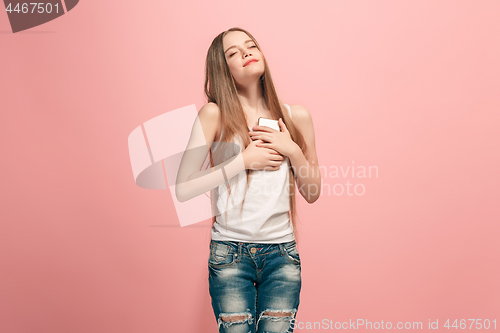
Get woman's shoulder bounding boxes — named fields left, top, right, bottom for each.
left=287, top=104, right=312, bottom=122
left=199, top=102, right=221, bottom=116
left=198, top=102, right=222, bottom=142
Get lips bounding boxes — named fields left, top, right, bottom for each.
left=244, top=59, right=258, bottom=67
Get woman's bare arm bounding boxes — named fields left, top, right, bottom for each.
left=175, top=103, right=246, bottom=202
left=287, top=105, right=322, bottom=204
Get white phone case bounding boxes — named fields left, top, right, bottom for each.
left=258, top=117, right=280, bottom=131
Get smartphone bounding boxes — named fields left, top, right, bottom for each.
left=258, top=117, right=280, bottom=131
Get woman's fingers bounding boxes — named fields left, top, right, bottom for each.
left=264, top=147, right=283, bottom=156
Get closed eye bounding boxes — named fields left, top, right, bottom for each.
left=229, top=45, right=257, bottom=57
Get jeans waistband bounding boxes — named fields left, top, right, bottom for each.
left=211, top=239, right=296, bottom=261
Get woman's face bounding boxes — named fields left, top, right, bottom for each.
left=222, top=31, right=265, bottom=86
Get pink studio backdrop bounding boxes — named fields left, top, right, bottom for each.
left=1, top=1, right=498, bottom=332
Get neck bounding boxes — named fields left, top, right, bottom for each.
left=236, top=78, right=265, bottom=116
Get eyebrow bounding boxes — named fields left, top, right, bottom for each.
left=224, top=39, right=254, bottom=54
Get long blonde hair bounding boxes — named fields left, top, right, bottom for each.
left=204, top=27, right=307, bottom=244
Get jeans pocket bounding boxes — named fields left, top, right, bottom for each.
left=209, top=242, right=235, bottom=268
left=284, top=242, right=301, bottom=264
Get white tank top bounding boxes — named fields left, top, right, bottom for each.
left=210, top=104, right=295, bottom=243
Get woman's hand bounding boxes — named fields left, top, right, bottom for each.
left=242, top=139, right=285, bottom=171
left=249, top=118, right=299, bottom=158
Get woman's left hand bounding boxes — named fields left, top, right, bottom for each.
left=249, top=118, right=298, bottom=158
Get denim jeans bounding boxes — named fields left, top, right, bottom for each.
left=208, top=239, right=302, bottom=333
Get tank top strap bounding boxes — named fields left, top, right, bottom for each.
left=210, top=125, right=224, bottom=155
left=284, top=104, right=292, bottom=119
left=218, top=126, right=224, bottom=142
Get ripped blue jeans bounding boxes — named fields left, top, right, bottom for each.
left=208, top=239, right=301, bottom=333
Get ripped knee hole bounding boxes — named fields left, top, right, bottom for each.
left=220, top=313, right=252, bottom=322
left=262, top=311, right=292, bottom=317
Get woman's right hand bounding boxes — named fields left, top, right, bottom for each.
left=242, top=139, right=285, bottom=171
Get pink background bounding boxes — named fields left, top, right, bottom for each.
left=1, top=1, right=499, bottom=332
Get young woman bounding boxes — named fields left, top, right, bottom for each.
left=176, top=27, right=321, bottom=333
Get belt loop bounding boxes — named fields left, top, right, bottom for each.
left=238, top=242, right=242, bottom=262
left=279, top=243, right=285, bottom=256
